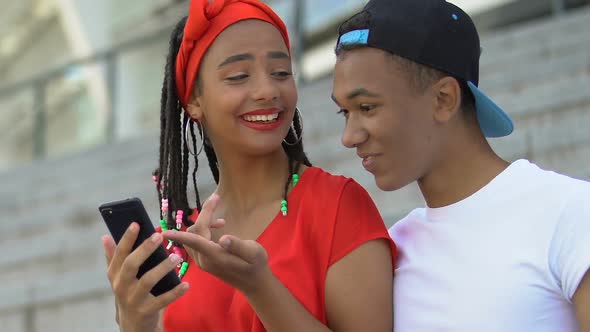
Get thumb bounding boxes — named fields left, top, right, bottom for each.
left=219, top=235, right=266, bottom=264
left=102, top=235, right=117, bottom=265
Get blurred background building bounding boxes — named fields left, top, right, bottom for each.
left=1, top=0, right=589, bottom=331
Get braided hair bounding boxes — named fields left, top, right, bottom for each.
left=155, top=17, right=311, bottom=229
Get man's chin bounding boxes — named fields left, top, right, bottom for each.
left=374, top=174, right=407, bottom=192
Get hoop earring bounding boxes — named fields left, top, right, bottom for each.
left=283, top=107, right=303, bottom=146
left=185, top=119, right=204, bottom=156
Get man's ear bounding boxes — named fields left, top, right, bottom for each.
left=432, top=76, right=461, bottom=124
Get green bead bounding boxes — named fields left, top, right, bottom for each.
left=292, top=174, right=299, bottom=183
left=281, top=206, right=288, bottom=212
left=159, top=219, right=168, bottom=231
left=281, top=200, right=287, bottom=206
left=179, top=262, right=189, bottom=275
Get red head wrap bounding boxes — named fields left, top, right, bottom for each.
left=175, top=0, right=290, bottom=108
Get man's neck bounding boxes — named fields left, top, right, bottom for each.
left=418, top=132, right=509, bottom=208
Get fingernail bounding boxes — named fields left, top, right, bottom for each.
left=170, top=254, right=182, bottom=264
left=151, top=233, right=162, bottom=243
left=220, top=237, right=231, bottom=248
left=181, top=282, right=190, bottom=291
left=129, top=222, right=138, bottom=232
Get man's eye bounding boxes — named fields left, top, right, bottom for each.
left=360, top=104, right=375, bottom=112
left=273, top=71, right=293, bottom=78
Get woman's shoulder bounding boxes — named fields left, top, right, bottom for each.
left=302, top=167, right=368, bottom=199
left=304, top=167, right=353, bottom=186
left=304, top=166, right=364, bottom=191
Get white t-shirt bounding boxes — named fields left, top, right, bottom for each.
left=389, top=159, right=590, bottom=332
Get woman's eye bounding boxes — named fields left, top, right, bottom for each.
left=226, top=74, right=248, bottom=81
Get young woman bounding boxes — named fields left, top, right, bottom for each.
left=102, top=1, right=395, bottom=331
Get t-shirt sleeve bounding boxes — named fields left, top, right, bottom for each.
left=328, top=180, right=397, bottom=267
left=548, top=181, right=590, bottom=302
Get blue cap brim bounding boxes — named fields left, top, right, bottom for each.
left=467, top=81, right=514, bottom=137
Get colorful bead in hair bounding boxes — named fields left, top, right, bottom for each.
left=292, top=174, right=299, bottom=186
left=281, top=200, right=288, bottom=217
left=179, top=261, right=189, bottom=278
left=160, top=219, right=168, bottom=231
left=176, top=210, right=184, bottom=230
left=173, top=247, right=185, bottom=268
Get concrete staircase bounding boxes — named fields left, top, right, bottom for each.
left=1, top=6, right=589, bottom=331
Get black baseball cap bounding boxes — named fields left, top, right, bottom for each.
left=336, top=0, right=514, bottom=137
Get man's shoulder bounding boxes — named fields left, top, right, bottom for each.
left=388, top=208, right=425, bottom=237
left=511, top=160, right=588, bottom=198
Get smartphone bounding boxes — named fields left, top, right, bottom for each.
left=99, top=197, right=180, bottom=296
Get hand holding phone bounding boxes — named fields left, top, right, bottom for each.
left=99, top=197, right=180, bottom=296
left=99, top=198, right=189, bottom=331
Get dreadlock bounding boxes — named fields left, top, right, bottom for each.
left=154, top=17, right=311, bottom=230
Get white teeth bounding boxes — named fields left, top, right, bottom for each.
left=243, top=113, right=279, bottom=122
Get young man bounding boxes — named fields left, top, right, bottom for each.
left=331, top=0, right=590, bottom=331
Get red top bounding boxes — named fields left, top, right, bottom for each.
left=162, top=167, right=396, bottom=331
